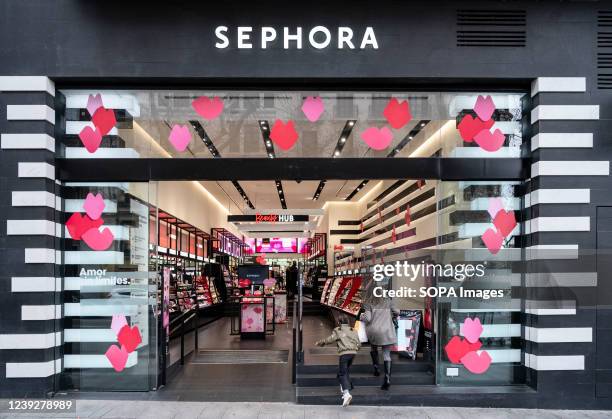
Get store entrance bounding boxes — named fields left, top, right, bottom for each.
left=147, top=178, right=445, bottom=403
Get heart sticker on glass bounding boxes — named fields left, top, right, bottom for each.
left=457, top=115, right=494, bottom=142
left=82, top=227, right=114, bottom=251
left=301, top=96, right=324, bottom=122
left=111, top=315, right=128, bottom=336
left=83, top=193, right=105, bottom=220
left=168, top=124, right=192, bottom=152
left=473, top=128, right=505, bottom=152
left=361, top=127, right=393, bottom=150
left=473, top=95, right=495, bottom=122
left=482, top=227, right=504, bottom=254
left=78, top=126, right=103, bottom=153
left=91, top=107, right=116, bottom=136
left=86, top=94, right=104, bottom=117
left=105, top=344, right=129, bottom=372
left=460, top=350, right=492, bottom=374
left=270, top=119, right=299, bottom=151
left=66, top=213, right=104, bottom=240
left=493, top=210, right=517, bottom=237
left=383, top=98, right=412, bottom=129
left=444, top=335, right=482, bottom=364
left=487, top=197, right=504, bottom=219
left=117, top=325, right=142, bottom=353
left=192, top=96, right=224, bottom=120
left=462, top=317, right=484, bottom=344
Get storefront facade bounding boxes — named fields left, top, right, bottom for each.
left=0, top=0, right=611, bottom=410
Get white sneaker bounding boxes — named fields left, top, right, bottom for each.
left=342, top=391, right=352, bottom=407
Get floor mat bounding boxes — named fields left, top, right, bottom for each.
left=191, top=349, right=289, bottom=364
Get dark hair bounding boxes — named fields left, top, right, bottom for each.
left=337, top=314, right=350, bottom=325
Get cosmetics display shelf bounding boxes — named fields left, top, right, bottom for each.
left=320, top=276, right=363, bottom=316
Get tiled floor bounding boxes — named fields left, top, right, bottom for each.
left=1, top=400, right=610, bottom=419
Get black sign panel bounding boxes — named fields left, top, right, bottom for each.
left=228, top=214, right=310, bottom=223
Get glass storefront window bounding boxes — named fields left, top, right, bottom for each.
left=62, top=182, right=157, bottom=391
left=60, top=90, right=524, bottom=160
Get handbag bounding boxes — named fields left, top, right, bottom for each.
left=354, top=320, right=368, bottom=343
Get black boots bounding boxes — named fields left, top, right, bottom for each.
left=370, top=351, right=380, bottom=376
left=381, top=361, right=391, bottom=390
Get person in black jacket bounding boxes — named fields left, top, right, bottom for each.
left=286, top=261, right=298, bottom=300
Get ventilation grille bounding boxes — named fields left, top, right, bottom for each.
left=598, top=11, right=612, bottom=88
left=456, top=9, right=526, bottom=47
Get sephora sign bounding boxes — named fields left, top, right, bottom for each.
left=215, top=26, right=379, bottom=50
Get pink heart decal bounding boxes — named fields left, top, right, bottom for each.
left=473, top=95, right=495, bottom=122
left=493, top=210, right=517, bottom=237
left=246, top=318, right=254, bottom=325
left=462, top=317, right=483, bottom=343
left=474, top=128, right=505, bottom=152
left=270, top=119, right=299, bottom=151
left=383, top=98, right=412, bottom=129
left=105, top=344, right=129, bottom=372
left=82, top=227, right=114, bottom=251
left=117, top=325, right=142, bottom=353
left=301, top=96, right=324, bottom=122
left=111, top=315, right=128, bottom=336
left=253, top=307, right=263, bottom=314
left=83, top=193, right=105, bottom=220
left=487, top=197, right=504, bottom=219
left=192, top=96, right=224, bottom=120
left=86, top=94, right=104, bottom=117
left=461, top=350, right=492, bottom=374
left=361, top=127, right=393, bottom=150
left=91, top=107, right=116, bottom=136
left=168, top=124, right=192, bottom=152
left=65, top=212, right=104, bottom=240
left=457, top=115, right=495, bottom=142
left=482, top=228, right=504, bottom=254
left=78, top=126, right=103, bottom=153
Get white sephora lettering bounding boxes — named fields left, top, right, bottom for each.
left=215, top=26, right=379, bottom=50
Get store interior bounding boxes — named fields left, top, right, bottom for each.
left=60, top=89, right=524, bottom=401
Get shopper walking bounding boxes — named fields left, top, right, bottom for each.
left=286, top=261, right=298, bottom=300
left=359, top=290, right=399, bottom=390
left=315, top=315, right=361, bottom=407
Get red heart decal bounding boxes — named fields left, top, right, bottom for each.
left=405, top=207, right=411, bottom=226
left=444, top=335, right=482, bottom=364
left=473, top=95, right=496, bottom=122
left=493, top=210, right=517, bottom=237
left=383, top=98, right=412, bottom=129
left=482, top=227, right=504, bottom=255
left=91, top=107, right=116, bottom=136
left=246, top=318, right=254, bottom=325
left=457, top=115, right=494, bottom=142
left=81, top=227, right=114, bottom=251
left=461, top=350, right=492, bottom=374
left=117, top=325, right=142, bottom=353
left=473, top=128, right=505, bottom=152
left=78, top=126, right=103, bottom=153
left=270, top=119, right=299, bottom=151
left=66, top=213, right=104, bottom=240
left=192, top=96, right=224, bottom=120
left=392, top=225, right=397, bottom=244
left=105, top=344, right=129, bottom=372
left=253, top=307, right=262, bottom=314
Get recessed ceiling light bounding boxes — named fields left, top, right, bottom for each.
left=334, top=151, right=340, bottom=156
left=340, top=137, right=345, bottom=143
left=421, top=122, right=425, bottom=127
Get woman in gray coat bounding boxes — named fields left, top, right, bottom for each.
left=359, top=292, right=399, bottom=390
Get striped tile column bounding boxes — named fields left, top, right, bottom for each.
left=525, top=77, right=608, bottom=394
left=0, top=76, right=62, bottom=397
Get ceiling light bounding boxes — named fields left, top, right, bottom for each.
left=421, top=122, right=425, bottom=127
left=334, top=151, right=340, bottom=156
left=340, top=137, right=345, bottom=143
left=348, top=121, right=354, bottom=126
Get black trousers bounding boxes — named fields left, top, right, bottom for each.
left=338, top=354, right=355, bottom=391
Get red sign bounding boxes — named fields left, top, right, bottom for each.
left=255, top=213, right=278, bottom=223
left=334, top=245, right=344, bottom=251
